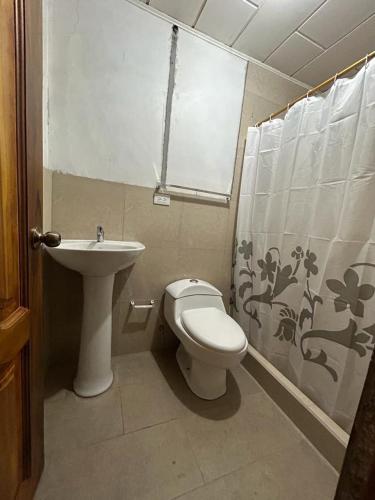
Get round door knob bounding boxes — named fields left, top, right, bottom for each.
left=31, top=228, right=61, bottom=249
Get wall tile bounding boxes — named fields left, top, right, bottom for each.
left=52, top=173, right=125, bottom=240
left=180, top=199, right=230, bottom=250
left=114, top=246, right=180, bottom=302
left=46, top=65, right=307, bottom=360
left=177, top=247, right=227, bottom=294
left=123, top=185, right=183, bottom=249
left=246, top=62, right=308, bottom=104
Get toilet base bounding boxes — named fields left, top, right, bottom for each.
left=176, top=344, right=227, bottom=400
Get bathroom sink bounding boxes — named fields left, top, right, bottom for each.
left=46, top=239, right=145, bottom=398
left=46, top=239, right=145, bottom=276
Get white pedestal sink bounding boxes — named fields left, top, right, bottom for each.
left=46, top=240, right=145, bottom=397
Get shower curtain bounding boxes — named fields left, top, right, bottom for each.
left=233, top=58, right=375, bottom=433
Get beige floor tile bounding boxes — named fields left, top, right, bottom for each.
left=231, top=364, right=262, bottom=397
left=117, top=351, right=262, bottom=433
left=180, top=391, right=303, bottom=482
left=112, top=351, right=167, bottom=387
left=40, top=352, right=338, bottom=500
left=36, top=420, right=203, bottom=500
left=137, top=351, right=257, bottom=417
left=44, top=385, right=124, bottom=456
left=120, top=379, right=186, bottom=433
left=175, top=439, right=338, bottom=500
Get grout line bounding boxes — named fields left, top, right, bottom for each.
left=296, top=30, right=325, bottom=50
left=181, top=425, right=206, bottom=486
left=123, top=416, right=182, bottom=436
left=192, top=0, right=208, bottom=28
left=230, top=4, right=259, bottom=48
left=245, top=0, right=259, bottom=8
left=175, top=418, right=207, bottom=485
left=292, top=12, right=375, bottom=78
left=263, top=30, right=325, bottom=78
left=263, top=0, right=328, bottom=64
left=118, top=386, right=127, bottom=435
left=170, top=432, right=322, bottom=500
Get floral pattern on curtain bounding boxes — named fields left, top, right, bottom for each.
left=233, top=58, right=375, bottom=433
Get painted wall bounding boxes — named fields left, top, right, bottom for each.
left=43, top=61, right=307, bottom=368
left=45, top=0, right=171, bottom=188
left=45, top=0, right=246, bottom=194
left=166, top=28, right=246, bottom=195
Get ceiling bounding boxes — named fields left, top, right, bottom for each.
left=141, top=0, right=375, bottom=86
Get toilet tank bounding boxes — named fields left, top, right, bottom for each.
left=164, top=279, right=225, bottom=326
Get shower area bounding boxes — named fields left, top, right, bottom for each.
left=233, top=56, right=375, bottom=448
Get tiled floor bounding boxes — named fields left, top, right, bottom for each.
left=36, top=351, right=339, bottom=500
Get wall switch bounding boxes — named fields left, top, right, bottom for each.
left=153, top=193, right=170, bottom=206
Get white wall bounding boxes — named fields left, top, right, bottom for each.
left=46, top=0, right=171, bottom=187
left=167, top=29, right=246, bottom=195
left=45, top=0, right=246, bottom=193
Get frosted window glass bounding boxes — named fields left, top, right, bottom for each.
left=166, top=30, right=247, bottom=195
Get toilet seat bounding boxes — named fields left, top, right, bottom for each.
left=181, top=307, right=247, bottom=353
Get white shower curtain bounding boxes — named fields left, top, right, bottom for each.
left=233, top=58, right=375, bottom=433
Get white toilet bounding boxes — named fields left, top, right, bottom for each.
left=164, top=279, right=248, bottom=400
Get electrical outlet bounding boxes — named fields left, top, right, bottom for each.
left=153, top=193, right=170, bottom=206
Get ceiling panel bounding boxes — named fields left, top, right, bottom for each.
left=232, top=0, right=326, bottom=60
left=294, top=14, right=375, bottom=85
left=245, top=0, right=265, bottom=6
left=265, top=32, right=324, bottom=76
left=195, top=0, right=257, bottom=46
left=144, top=0, right=375, bottom=90
left=300, top=0, right=375, bottom=49
left=150, top=0, right=205, bottom=26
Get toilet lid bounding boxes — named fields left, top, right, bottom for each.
left=181, top=308, right=247, bottom=353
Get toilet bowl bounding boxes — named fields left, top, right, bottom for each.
left=164, top=279, right=248, bottom=400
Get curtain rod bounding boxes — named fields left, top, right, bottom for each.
left=255, top=50, right=375, bottom=127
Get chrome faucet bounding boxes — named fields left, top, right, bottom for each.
left=97, top=225, right=104, bottom=243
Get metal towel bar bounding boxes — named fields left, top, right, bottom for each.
left=130, top=299, right=156, bottom=310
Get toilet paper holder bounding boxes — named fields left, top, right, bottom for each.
left=130, top=299, right=156, bottom=310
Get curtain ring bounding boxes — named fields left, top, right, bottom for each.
left=269, top=114, right=273, bottom=122
left=306, top=90, right=311, bottom=99
left=287, top=102, right=290, bottom=111
left=334, top=73, right=338, bottom=83
left=365, top=53, right=369, bottom=67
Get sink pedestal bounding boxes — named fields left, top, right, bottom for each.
left=74, top=274, right=115, bottom=397
left=46, top=239, right=145, bottom=397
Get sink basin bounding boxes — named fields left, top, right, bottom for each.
left=46, top=240, right=145, bottom=276
left=46, top=239, right=145, bottom=397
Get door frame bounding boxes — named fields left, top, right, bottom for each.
left=15, top=0, right=44, bottom=498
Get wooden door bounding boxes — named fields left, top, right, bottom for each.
left=0, top=0, right=44, bottom=499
